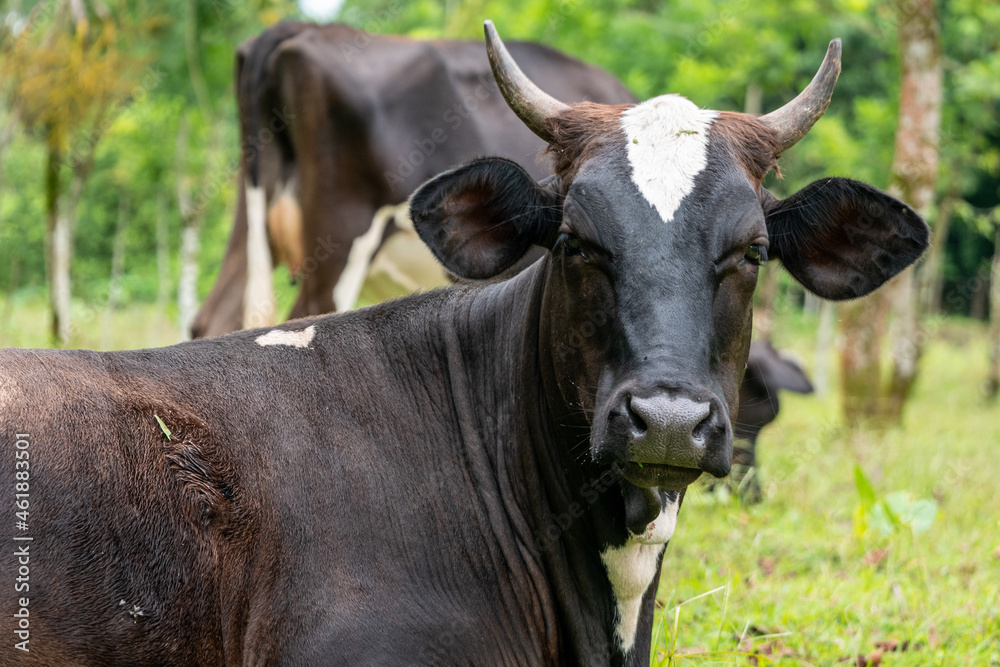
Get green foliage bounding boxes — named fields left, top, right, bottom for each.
left=6, top=6, right=141, bottom=151
left=1, top=0, right=998, bottom=320
left=852, top=463, right=877, bottom=537
left=651, top=317, right=999, bottom=665
left=853, top=464, right=938, bottom=539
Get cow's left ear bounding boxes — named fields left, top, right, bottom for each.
left=410, top=157, right=561, bottom=279
left=764, top=178, right=930, bottom=300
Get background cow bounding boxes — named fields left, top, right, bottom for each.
left=0, top=22, right=928, bottom=666
left=728, top=340, right=815, bottom=503
left=190, top=21, right=636, bottom=338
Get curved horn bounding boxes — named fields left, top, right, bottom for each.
left=485, top=20, right=569, bottom=143
left=760, top=39, right=842, bottom=152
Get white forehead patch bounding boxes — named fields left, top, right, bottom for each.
left=255, top=325, right=316, bottom=348
left=620, top=94, right=717, bottom=223
left=600, top=495, right=682, bottom=654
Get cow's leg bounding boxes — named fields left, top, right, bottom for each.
left=273, top=41, right=389, bottom=319
left=243, top=184, right=276, bottom=328
left=331, top=204, right=401, bottom=312
left=288, top=202, right=378, bottom=319
left=268, top=179, right=305, bottom=279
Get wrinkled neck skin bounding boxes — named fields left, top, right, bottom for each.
left=446, top=257, right=676, bottom=667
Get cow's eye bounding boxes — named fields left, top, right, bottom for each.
left=744, top=244, right=768, bottom=265
left=560, top=233, right=585, bottom=257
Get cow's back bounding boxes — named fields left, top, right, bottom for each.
left=262, top=24, right=635, bottom=194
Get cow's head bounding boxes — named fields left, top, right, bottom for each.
left=412, top=22, right=928, bottom=492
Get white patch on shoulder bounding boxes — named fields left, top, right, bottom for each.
left=620, top=94, right=717, bottom=223
left=255, top=325, right=316, bottom=348
left=600, top=496, right=682, bottom=653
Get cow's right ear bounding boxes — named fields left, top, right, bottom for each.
left=410, top=157, right=561, bottom=279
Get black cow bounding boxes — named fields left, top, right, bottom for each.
left=191, top=21, right=635, bottom=338
left=0, top=22, right=927, bottom=666
left=729, top=340, right=814, bottom=503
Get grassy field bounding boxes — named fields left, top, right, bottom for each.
left=653, top=316, right=1000, bottom=666
left=2, top=294, right=997, bottom=665
left=0, top=268, right=401, bottom=351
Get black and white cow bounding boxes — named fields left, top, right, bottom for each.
left=190, top=22, right=635, bottom=338
left=0, top=22, right=927, bottom=666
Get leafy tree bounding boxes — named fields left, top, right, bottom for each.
left=4, top=0, right=147, bottom=344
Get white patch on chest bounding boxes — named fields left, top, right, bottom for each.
left=620, top=95, right=717, bottom=223
left=254, top=325, right=316, bottom=348
left=600, top=496, right=681, bottom=654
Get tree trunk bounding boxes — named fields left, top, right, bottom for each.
left=2, top=256, right=21, bottom=334
left=175, top=113, right=224, bottom=340
left=175, top=2, right=224, bottom=340
left=987, top=213, right=1000, bottom=400
left=839, top=293, right=890, bottom=425
left=44, top=139, right=72, bottom=345
left=178, top=223, right=200, bottom=342
left=101, top=193, right=129, bottom=350
left=0, top=108, right=18, bottom=242
left=885, top=269, right=920, bottom=420
left=175, top=117, right=197, bottom=341
left=156, top=189, right=171, bottom=313
left=813, top=300, right=836, bottom=396
left=883, top=0, right=942, bottom=423
left=803, top=291, right=821, bottom=316
left=839, top=0, right=941, bottom=426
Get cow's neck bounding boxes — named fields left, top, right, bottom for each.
left=444, top=259, right=670, bottom=667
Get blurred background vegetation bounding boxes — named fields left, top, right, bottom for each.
left=1, top=1, right=998, bottom=664
left=0, top=0, right=997, bottom=343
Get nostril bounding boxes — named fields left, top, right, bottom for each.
left=624, top=394, right=648, bottom=434
left=691, top=411, right=712, bottom=445
left=629, top=394, right=711, bottom=445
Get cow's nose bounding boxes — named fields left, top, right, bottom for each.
left=626, top=393, right=731, bottom=477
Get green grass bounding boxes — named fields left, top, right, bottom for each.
left=652, top=317, right=1000, bottom=666
left=0, top=294, right=181, bottom=350
left=0, top=269, right=413, bottom=350
left=2, top=295, right=998, bottom=665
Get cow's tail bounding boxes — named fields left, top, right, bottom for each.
left=240, top=22, right=304, bottom=187
left=238, top=24, right=304, bottom=329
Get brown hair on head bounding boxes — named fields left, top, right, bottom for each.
left=543, top=102, right=632, bottom=186
left=543, top=104, right=782, bottom=191
left=710, top=112, right=782, bottom=183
